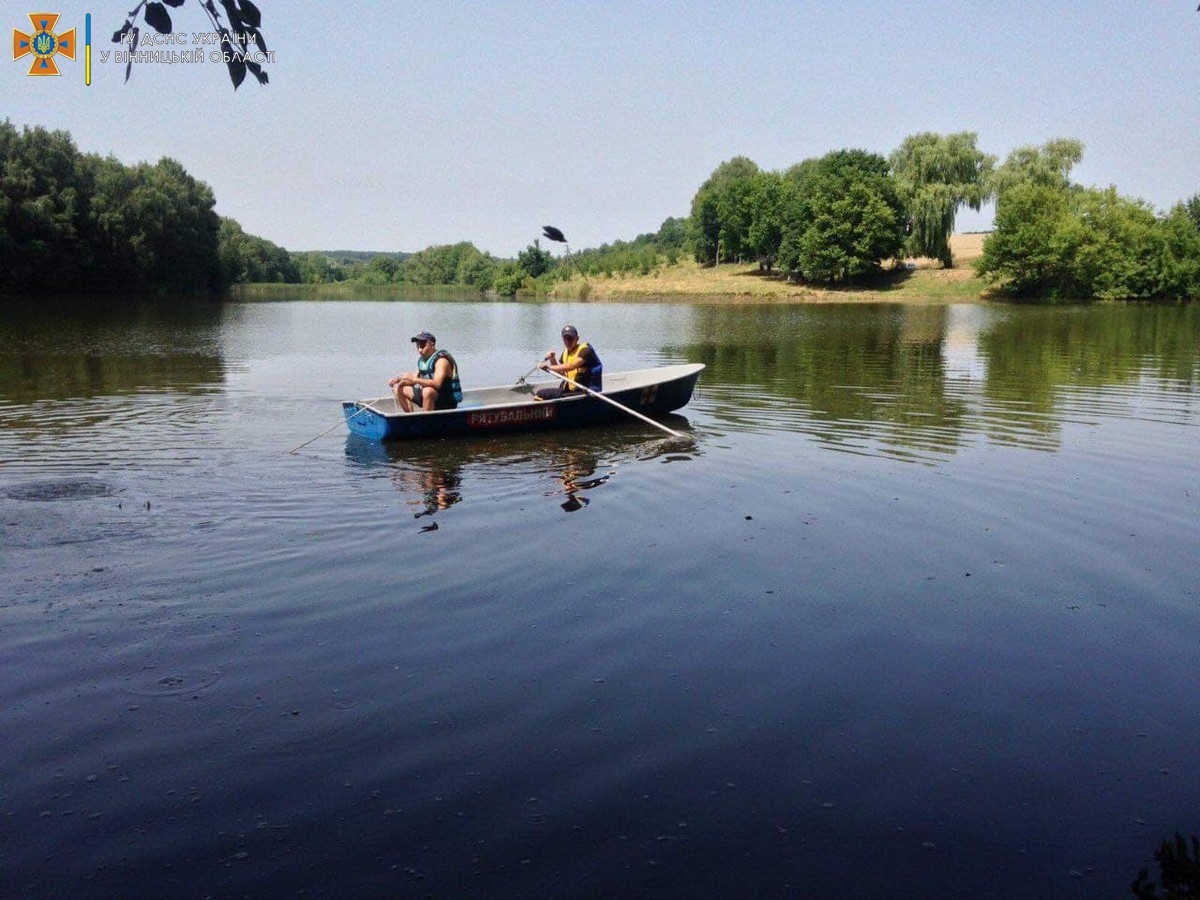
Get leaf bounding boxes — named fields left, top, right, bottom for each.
left=240, top=0, right=262, bottom=29
left=225, top=54, right=246, bottom=89
left=125, top=26, right=139, bottom=82
left=143, top=2, right=173, bottom=35
left=249, top=27, right=267, bottom=54
left=111, top=20, right=131, bottom=44
left=163, top=0, right=185, bottom=6
left=245, top=59, right=268, bottom=85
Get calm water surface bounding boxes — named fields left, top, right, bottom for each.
left=1, top=299, right=1197, bottom=899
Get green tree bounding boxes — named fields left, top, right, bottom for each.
left=1071, top=188, right=1160, bottom=300
left=1, top=121, right=227, bottom=295
left=119, top=157, right=222, bottom=292
left=977, top=181, right=1198, bottom=301
left=0, top=122, right=87, bottom=290
left=359, top=254, right=400, bottom=285
left=1158, top=204, right=1200, bottom=299
left=745, top=171, right=786, bottom=272
left=777, top=149, right=906, bottom=284
left=1182, top=194, right=1200, bottom=233
left=688, top=156, right=760, bottom=264
left=517, top=239, right=553, bottom=278
left=890, top=131, right=994, bottom=267
left=976, top=140, right=1085, bottom=299
left=452, top=244, right=495, bottom=290
left=990, top=138, right=1083, bottom=200
left=217, top=217, right=297, bottom=283
left=402, top=245, right=455, bottom=284
left=654, top=216, right=688, bottom=254
left=395, top=242, right=494, bottom=289
left=293, top=252, right=347, bottom=284
left=975, top=182, right=1076, bottom=298
left=492, top=260, right=525, bottom=296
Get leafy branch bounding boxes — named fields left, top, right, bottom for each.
left=112, top=0, right=269, bottom=89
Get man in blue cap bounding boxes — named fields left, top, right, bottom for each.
left=389, top=331, right=462, bottom=412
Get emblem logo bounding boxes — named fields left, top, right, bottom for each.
left=13, top=12, right=75, bottom=76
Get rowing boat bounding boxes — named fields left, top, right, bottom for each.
left=342, top=362, right=705, bottom=441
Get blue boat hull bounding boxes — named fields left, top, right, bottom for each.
left=342, top=363, right=704, bottom=441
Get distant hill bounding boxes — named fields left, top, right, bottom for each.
left=312, top=250, right=413, bottom=263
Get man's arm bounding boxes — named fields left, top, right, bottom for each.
left=426, top=356, right=452, bottom=391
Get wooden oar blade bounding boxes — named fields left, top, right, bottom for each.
left=542, top=226, right=567, bottom=243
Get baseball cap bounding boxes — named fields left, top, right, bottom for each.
left=561, top=325, right=579, bottom=338
left=411, top=331, right=435, bottom=343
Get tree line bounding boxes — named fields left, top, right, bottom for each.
left=3, top=121, right=1196, bottom=301
left=0, top=120, right=690, bottom=298
left=977, top=141, right=1200, bottom=300
left=292, top=132, right=1199, bottom=301
left=687, top=134, right=1200, bottom=300
left=1, top=121, right=227, bottom=294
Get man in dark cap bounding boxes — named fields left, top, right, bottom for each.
left=535, top=325, right=603, bottom=400
left=389, top=331, right=462, bottom=412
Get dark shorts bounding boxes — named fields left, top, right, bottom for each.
left=534, top=385, right=583, bottom=401
left=412, top=384, right=457, bottom=410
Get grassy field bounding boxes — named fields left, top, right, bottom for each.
left=551, top=233, right=990, bottom=303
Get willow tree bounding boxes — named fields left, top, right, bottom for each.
left=989, top=138, right=1083, bottom=199
left=889, top=132, right=994, bottom=268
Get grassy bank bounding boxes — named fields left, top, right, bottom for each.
left=233, top=235, right=991, bottom=305
left=550, top=234, right=990, bottom=303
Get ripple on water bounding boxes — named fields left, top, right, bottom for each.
left=3, top=478, right=116, bottom=502
left=125, top=668, right=222, bottom=698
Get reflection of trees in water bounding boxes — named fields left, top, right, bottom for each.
left=980, top=303, right=1199, bottom=400
left=683, top=304, right=969, bottom=459
left=679, top=302, right=1199, bottom=459
left=0, top=298, right=226, bottom=402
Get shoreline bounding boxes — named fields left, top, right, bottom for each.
left=228, top=234, right=993, bottom=304
left=549, top=233, right=990, bottom=304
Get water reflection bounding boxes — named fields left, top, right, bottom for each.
left=0, top=297, right=226, bottom=402
left=342, top=424, right=694, bottom=516
left=679, top=302, right=1198, bottom=462
left=398, top=459, right=463, bottom=518
left=545, top=446, right=609, bottom=511
left=3, top=298, right=1196, bottom=899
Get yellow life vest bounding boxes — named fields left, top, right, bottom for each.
left=561, top=341, right=603, bottom=392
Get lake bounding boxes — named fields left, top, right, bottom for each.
left=1, top=298, right=1197, bottom=899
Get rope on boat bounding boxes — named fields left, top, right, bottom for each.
left=286, top=396, right=389, bottom=455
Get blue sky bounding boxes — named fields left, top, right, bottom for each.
left=6, top=1, right=1199, bottom=257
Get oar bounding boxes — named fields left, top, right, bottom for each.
left=513, top=360, right=543, bottom=391
left=541, top=368, right=688, bottom=439
left=286, top=395, right=389, bottom=454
